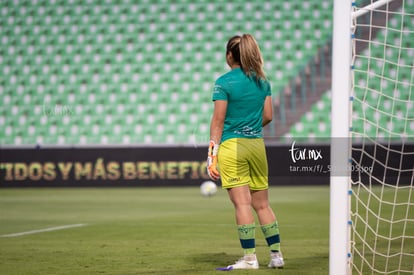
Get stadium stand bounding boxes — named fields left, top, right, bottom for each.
left=0, top=0, right=333, bottom=145
left=286, top=0, right=414, bottom=140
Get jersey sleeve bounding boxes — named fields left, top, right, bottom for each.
left=264, top=80, right=272, bottom=96
left=212, top=79, right=228, bottom=101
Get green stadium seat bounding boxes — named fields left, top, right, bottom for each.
left=0, top=0, right=343, bottom=145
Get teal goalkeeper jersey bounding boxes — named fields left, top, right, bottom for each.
left=212, top=67, right=271, bottom=143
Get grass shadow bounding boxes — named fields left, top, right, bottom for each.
left=189, top=252, right=240, bottom=267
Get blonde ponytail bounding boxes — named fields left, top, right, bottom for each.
left=239, top=34, right=266, bottom=80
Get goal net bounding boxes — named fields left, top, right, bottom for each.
left=350, top=0, right=414, bottom=274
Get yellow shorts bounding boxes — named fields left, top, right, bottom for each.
left=218, top=138, right=269, bottom=190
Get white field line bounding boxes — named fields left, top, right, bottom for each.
left=1, top=224, right=87, bottom=238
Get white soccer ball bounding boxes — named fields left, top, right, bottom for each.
left=200, top=181, right=218, bottom=197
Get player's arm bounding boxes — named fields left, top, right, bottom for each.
left=207, top=100, right=227, bottom=181
left=210, top=100, right=227, bottom=144
left=262, top=95, right=273, bottom=127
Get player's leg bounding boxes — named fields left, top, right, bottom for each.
left=227, top=186, right=256, bottom=253
left=251, top=190, right=281, bottom=253
left=218, top=139, right=258, bottom=269
left=251, top=189, right=275, bottom=225
left=228, top=185, right=254, bottom=225
left=226, top=185, right=258, bottom=269
left=248, top=139, right=285, bottom=268
left=251, top=189, right=280, bottom=252
left=251, top=189, right=284, bottom=268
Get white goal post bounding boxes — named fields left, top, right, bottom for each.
left=330, top=0, right=353, bottom=274
left=329, top=0, right=414, bottom=275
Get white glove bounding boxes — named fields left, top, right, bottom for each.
left=207, top=140, right=220, bottom=181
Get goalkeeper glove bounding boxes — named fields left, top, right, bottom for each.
left=207, top=140, right=220, bottom=181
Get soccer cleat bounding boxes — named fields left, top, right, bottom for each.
left=268, top=252, right=284, bottom=269
left=227, top=255, right=259, bottom=270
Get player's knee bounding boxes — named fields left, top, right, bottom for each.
left=252, top=201, right=269, bottom=212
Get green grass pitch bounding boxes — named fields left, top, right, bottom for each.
left=0, top=186, right=330, bottom=274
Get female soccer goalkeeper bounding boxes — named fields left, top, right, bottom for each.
left=207, top=34, right=284, bottom=270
